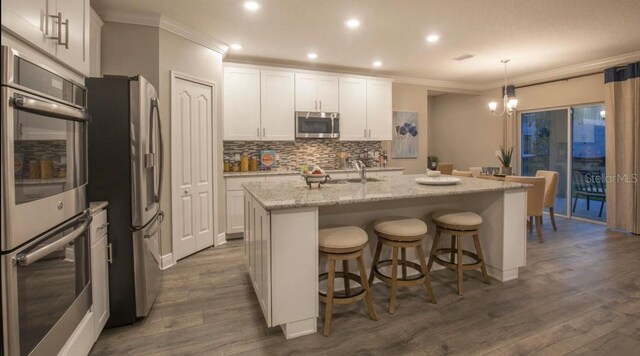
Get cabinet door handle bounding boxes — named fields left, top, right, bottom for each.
left=257, top=127, right=260, bottom=137
left=45, top=12, right=62, bottom=41
left=314, top=100, right=317, bottom=111
left=319, top=100, right=322, bottom=111
left=107, top=243, right=113, bottom=263
left=368, top=129, right=371, bottom=138
left=97, top=222, right=109, bottom=231
left=364, top=129, right=367, bottom=137
left=263, top=127, right=266, bottom=137
left=60, top=18, right=69, bottom=49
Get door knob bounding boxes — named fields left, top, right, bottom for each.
left=184, top=190, right=188, bottom=194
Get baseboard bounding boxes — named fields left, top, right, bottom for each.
left=160, top=253, right=174, bottom=270
left=215, top=232, right=227, bottom=246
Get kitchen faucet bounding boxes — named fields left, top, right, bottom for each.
left=352, top=160, right=367, bottom=183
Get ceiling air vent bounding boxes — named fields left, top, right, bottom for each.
left=454, top=54, right=474, bottom=61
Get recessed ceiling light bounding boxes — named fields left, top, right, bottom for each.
left=230, top=43, right=242, bottom=50
left=243, top=1, right=260, bottom=11
left=426, top=34, right=440, bottom=43
left=372, top=60, right=383, bottom=67
left=345, top=18, right=360, bottom=29
left=307, top=53, right=318, bottom=60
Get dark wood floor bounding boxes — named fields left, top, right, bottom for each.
left=91, top=218, right=640, bottom=355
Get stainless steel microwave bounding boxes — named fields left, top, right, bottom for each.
left=295, top=111, right=340, bottom=139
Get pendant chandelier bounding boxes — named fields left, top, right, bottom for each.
left=488, top=59, right=518, bottom=118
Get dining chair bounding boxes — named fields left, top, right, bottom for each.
left=452, top=170, right=473, bottom=177
left=535, top=170, right=560, bottom=231
left=436, top=163, right=454, bottom=175
left=572, top=170, right=606, bottom=217
left=505, top=176, right=546, bottom=243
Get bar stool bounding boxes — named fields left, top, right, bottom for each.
left=319, top=226, right=378, bottom=336
left=427, top=210, right=491, bottom=295
left=369, top=217, right=437, bottom=314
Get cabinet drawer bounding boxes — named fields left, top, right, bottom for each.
left=90, top=209, right=108, bottom=245
left=225, top=177, right=265, bottom=191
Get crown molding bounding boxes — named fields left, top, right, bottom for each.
left=98, top=10, right=228, bottom=55
left=390, top=75, right=483, bottom=95
left=482, top=51, right=640, bottom=90
left=90, top=7, right=104, bottom=27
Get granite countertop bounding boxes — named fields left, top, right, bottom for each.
left=223, top=166, right=405, bottom=178
left=243, top=174, right=529, bottom=210
left=89, top=201, right=109, bottom=215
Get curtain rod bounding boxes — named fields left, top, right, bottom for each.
left=515, top=71, right=602, bottom=89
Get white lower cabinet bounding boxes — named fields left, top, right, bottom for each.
left=90, top=206, right=110, bottom=342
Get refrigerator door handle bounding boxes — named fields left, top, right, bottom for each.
left=150, top=98, right=163, bottom=204
left=144, top=211, right=164, bottom=239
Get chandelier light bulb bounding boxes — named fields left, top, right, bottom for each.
left=488, top=102, right=498, bottom=112
left=507, top=98, right=518, bottom=109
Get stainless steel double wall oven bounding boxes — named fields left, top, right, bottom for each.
left=1, top=46, right=91, bottom=356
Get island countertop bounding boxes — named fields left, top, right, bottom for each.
left=243, top=174, right=528, bottom=210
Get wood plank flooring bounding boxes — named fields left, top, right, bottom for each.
left=90, top=218, right=640, bottom=355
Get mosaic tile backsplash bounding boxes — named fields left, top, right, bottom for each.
left=223, top=140, right=382, bottom=170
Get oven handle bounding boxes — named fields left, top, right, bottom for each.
left=16, top=214, right=92, bottom=266
left=13, top=94, right=90, bottom=122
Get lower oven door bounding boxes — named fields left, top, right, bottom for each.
left=2, top=211, right=92, bottom=356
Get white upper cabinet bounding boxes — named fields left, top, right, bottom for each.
left=56, top=0, right=90, bottom=76
left=317, top=75, right=339, bottom=112
left=366, top=79, right=393, bottom=141
left=294, top=74, right=319, bottom=111
left=295, top=74, right=339, bottom=112
left=261, top=70, right=295, bottom=141
left=1, top=0, right=57, bottom=56
left=339, top=77, right=367, bottom=141
left=2, top=0, right=90, bottom=76
left=224, top=67, right=261, bottom=140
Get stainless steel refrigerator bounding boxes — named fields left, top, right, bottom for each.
left=86, top=75, right=163, bottom=327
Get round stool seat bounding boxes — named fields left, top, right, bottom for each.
left=319, top=226, right=368, bottom=253
left=432, top=210, right=482, bottom=230
left=373, top=217, right=428, bottom=239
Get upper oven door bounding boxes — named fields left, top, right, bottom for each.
left=295, top=112, right=339, bottom=138
left=2, top=87, right=89, bottom=250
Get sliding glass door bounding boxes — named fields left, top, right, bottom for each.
left=571, top=104, right=606, bottom=221
left=518, top=103, right=606, bottom=222
left=519, top=108, right=569, bottom=216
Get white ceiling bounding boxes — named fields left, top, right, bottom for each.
left=92, top=0, right=640, bottom=88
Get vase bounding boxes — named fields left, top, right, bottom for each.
left=501, top=166, right=512, bottom=175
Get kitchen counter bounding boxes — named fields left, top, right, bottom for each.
left=243, top=174, right=527, bottom=210
left=223, top=166, right=404, bottom=177
left=242, top=173, right=528, bottom=339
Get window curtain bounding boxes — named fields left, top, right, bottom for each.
left=604, top=62, right=640, bottom=235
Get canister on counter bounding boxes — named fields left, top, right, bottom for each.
left=40, top=159, right=54, bottom=179
left=240, top=154, right=249, bottom=172
left=231, top=161, right=240, bottom=172
left=249, top=155, right=258, bottom=171
left=223, top=159, right=230, bottom=172
left=29, top=160, right=40, bottom=179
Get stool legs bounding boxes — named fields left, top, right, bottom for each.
left=342, top=260, right=351, bottom=295
left=401, top=248, right=408, bottom=279
left=427, top=230, right=441, bottom=271
left=450, top=237, right=456, bottom=264
left=324, top=259, right=336, bottom=336
left=456, top=235, right=464, bottom=295
left=473, top=234, right=491, bottom=284
left=389, top=247, right=399, bottom=314
left=369, top=241, right=383, bottom=286
left=416, top=245, right=437, bottom=303
left=356, top=255, right=379, bottom=321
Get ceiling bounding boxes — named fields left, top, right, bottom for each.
left=92, top=0, right=640, bottom=88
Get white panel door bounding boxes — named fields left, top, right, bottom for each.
left=56, top=0, right=90, bottom=75
left=224, top=67, right=261, bottom=140
left=317, top=75, right=339, bottom=112
left=294, top=73, right=318, bottom=111
left=1, top=0, right=57, bottom=56
left=261, top=70, right=295, bottom=140
left=339, top=77, right=368, bottom=141
left=91, top=233, right=109, bottom=340
left=366, top=80, right=393, bottom=141
left=226, top=190, right=245, bottom=234
left=172, top=77, right=214, bottom=260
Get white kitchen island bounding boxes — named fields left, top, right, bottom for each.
left=242, top=174, right=528, bottom=339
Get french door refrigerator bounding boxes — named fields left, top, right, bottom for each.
left=86, top=75, right=163, bottom=327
